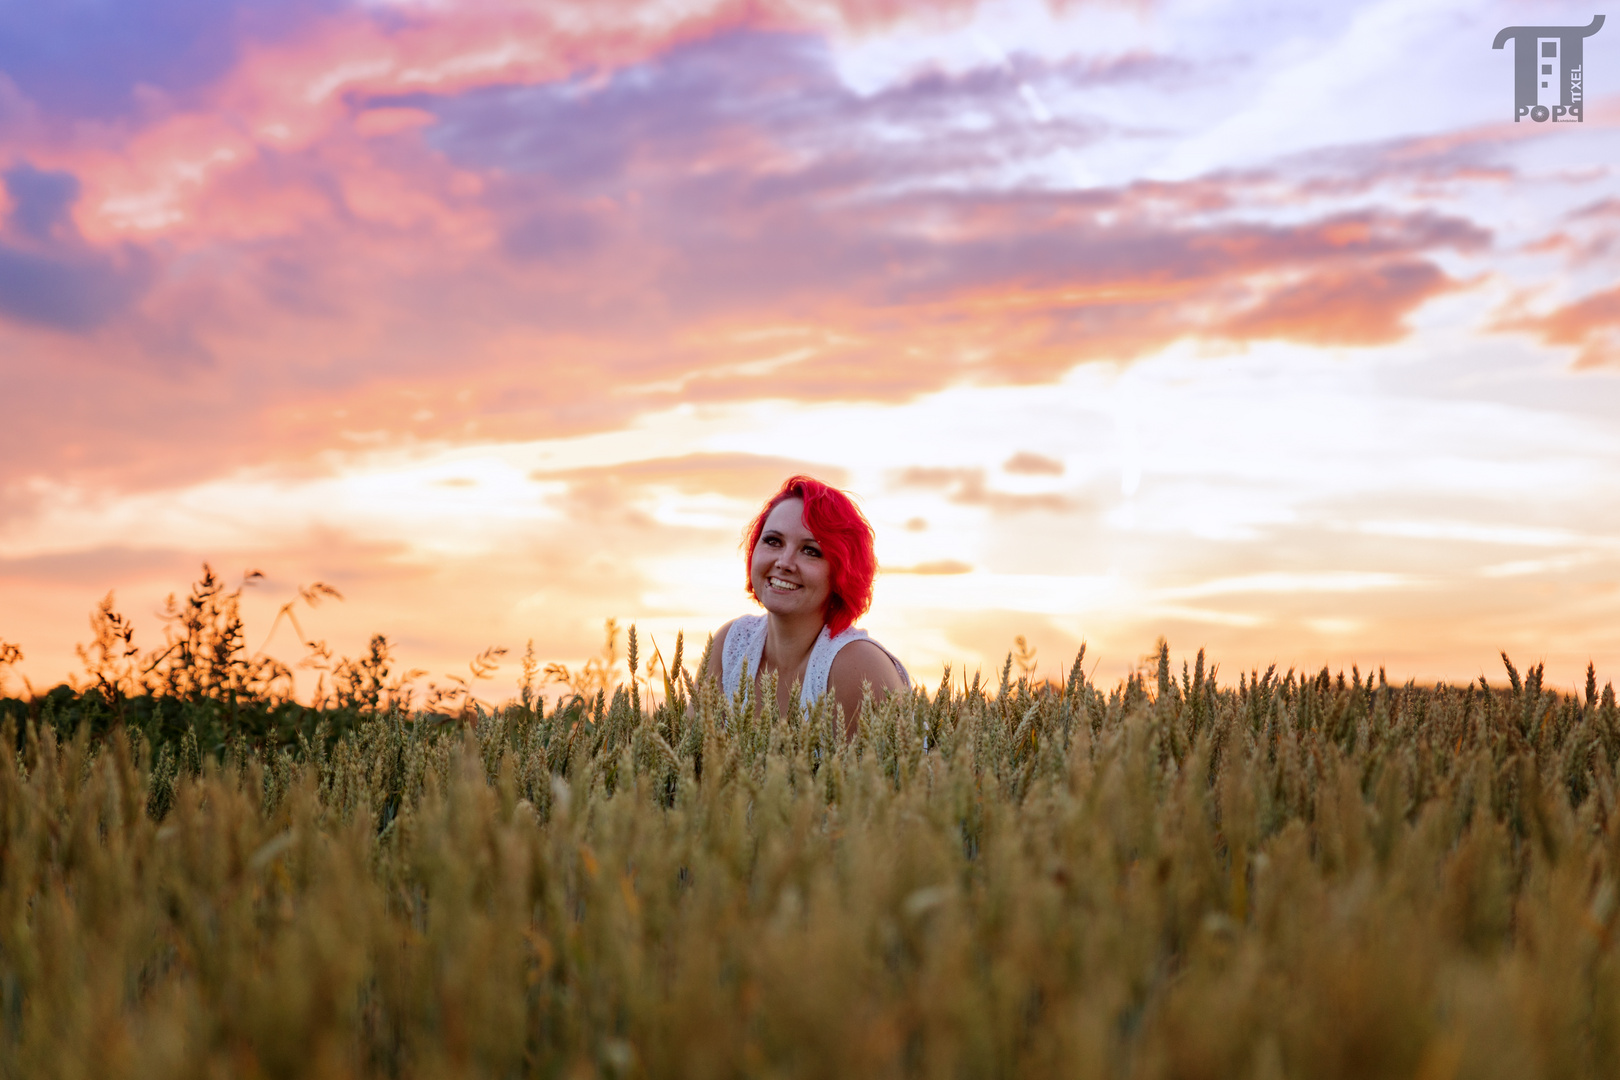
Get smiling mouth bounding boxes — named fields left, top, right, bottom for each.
left=767, top=577, right=801, bottom=591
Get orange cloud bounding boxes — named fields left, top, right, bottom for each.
left=530, top=452, right=849, bottom=498
left=1003, top=451, right=1063, bottom=475
left=886, top=559, right=973, bottom=574
left=1499, top=286, right=1620, bottom=369
left=893, top=467, right=1077, bottom=513
left=1220, top=260, right=1457, bottom=347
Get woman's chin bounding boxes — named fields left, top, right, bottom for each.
left=759, top=592, right=820, bottom=620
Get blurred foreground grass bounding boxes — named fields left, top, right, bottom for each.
left=8, top=630, right=1620, bottom=1080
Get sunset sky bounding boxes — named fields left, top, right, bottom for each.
left=3, top=0, right=1620, bottom=702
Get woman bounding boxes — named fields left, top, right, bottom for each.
left=704, top=476, right=910, bottom=733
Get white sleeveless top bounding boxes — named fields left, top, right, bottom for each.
left=720, top=614, right=911, bottom=705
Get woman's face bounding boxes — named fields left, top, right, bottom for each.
left=750, top=497, right=832, bottom=623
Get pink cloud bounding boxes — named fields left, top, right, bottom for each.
left=0, top=2, right=1518, bottom=514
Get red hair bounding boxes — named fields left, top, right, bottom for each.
left=744, top=476, right=876, bottom=637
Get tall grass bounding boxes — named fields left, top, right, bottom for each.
left=5, top=605, right=1620, bottom=1075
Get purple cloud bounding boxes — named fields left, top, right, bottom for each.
left=0, top=0, right=346, bottom=118
left=0, top=164, right=152, bottom=331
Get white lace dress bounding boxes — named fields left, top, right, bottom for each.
left=719, top=614, right=911, bottom=704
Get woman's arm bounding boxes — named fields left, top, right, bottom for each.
left=827, top=639, right=907, bottom=738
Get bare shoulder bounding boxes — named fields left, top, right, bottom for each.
left=829, top=638, right=906, bottom=693
left=703, top=618, right=739, bottom=680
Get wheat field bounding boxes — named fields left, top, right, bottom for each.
left=3, top=577, right=1620, bottom=1077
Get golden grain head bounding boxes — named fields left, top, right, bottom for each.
left=5, top=594, right=1620, bottom=1077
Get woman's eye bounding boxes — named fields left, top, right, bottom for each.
left=803, top=547, right=821, bottom=558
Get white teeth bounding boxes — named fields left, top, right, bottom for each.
left=768, top=577, right=800, bottom=591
